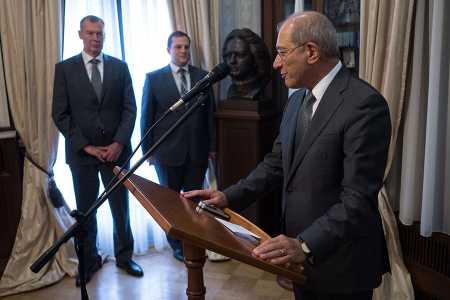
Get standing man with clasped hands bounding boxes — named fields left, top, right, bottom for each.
left=52, top=15, right=143, bottom=286
left=183, top=11, right=391, bottom=300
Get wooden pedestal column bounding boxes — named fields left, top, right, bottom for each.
left=183, top=242, right=206, bottom=300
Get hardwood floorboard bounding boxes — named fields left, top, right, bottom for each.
left=3, top=249, right=294, bottom=300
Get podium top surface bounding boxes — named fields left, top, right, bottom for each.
left=117, top=169, right=304, bottom=283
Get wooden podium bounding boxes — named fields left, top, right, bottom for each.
left=115, top=168, right=304, bottom=299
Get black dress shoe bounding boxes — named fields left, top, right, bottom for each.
left=75, top=256, right=102, bottom=287
left=116, top=259, right=144, bottom=277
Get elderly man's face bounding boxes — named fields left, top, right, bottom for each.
left=273, top=21, right=309, bottom=89
left=223, top=37, right=254, bottom=81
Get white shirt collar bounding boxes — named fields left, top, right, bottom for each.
left=308, top=61, right=342, bottom=115
left=170, top=62, right=189, bottom=74
left=311, top=61, right=342, bottom=102
left=82, top=51, right=103, bottom=65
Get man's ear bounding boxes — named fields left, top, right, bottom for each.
left=306, top=42, right=320, bottom=64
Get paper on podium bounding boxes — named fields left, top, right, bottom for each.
left=215, top=217, right=261, bottom=243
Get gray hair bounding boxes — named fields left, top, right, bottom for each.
left=80, top=15, right=104, bottom=31
left=281, top=11, right=340, bottom=58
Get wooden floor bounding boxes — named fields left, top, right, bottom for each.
left=4, top=249, right=294, bottom=300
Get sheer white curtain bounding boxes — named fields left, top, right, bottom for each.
left=54, top=0, right=172, bottom=257
left=120, top=0, right=173, bottom=252
left=399, top=0, right=450, bottom=236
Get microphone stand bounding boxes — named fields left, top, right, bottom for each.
left=30, top=92, right=209, bottom=300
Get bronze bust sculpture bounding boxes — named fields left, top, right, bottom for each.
left=222, top=28, right=271, bottom=100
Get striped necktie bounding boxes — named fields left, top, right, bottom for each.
left=178, top=68, right=188, bottom=96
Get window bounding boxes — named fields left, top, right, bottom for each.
left=54, top=0, right=172, bottom=255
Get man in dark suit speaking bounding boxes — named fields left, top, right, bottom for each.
left=184, top=11, right=391, bottom=300
left=52, top=15, right=143, bottom=285
left=140, top=31, right=216, bottom=261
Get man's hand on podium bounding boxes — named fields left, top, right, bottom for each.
left=252, top=235, right=306, bottom=271
left=181, top=189, right=229, bottom=208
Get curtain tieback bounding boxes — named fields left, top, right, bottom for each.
left=23, top=150, right=65, bottom=208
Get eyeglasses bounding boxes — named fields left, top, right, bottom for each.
left=276, top=43, right=307, bottom=61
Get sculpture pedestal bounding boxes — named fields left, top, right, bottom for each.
left=218, top=98, right=273, bottom=112
left=215, top=99, right=281, bottom=234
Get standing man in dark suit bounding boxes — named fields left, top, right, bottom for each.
left=52, top=15, right=143, bottom=286
left=140, top=31, right=216, bottom=261
left=184, top=11, right=391, bottom=300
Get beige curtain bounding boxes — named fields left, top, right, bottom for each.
left=398, top=0, right=450, bottom=236
left=0, top=49, right=10, bottom=128
left=167, top=0, right=220, bottom=71
left=0, top=0, right=77, bottom=296
left=360, top=0, right=415, bottom=299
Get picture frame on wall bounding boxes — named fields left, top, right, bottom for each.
left=341, top=47, right=356, bottom=68
left=323, top=0, right=360, bottom=26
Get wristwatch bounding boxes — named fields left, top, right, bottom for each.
left=299, top=240, right=314, bottom=265
left=301, top=241, right=311, bottom=254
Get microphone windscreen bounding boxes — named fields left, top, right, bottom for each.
left=209, top=63, right=230, bottom=82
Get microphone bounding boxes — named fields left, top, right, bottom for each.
left=169, top=63, right=230, bottom=111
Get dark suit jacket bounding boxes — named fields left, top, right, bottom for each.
left=52, top=54, right=136, bottom=166
left=225, top=67, right=391, bottom=293
left=140, top=64, right=215, bottom=166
